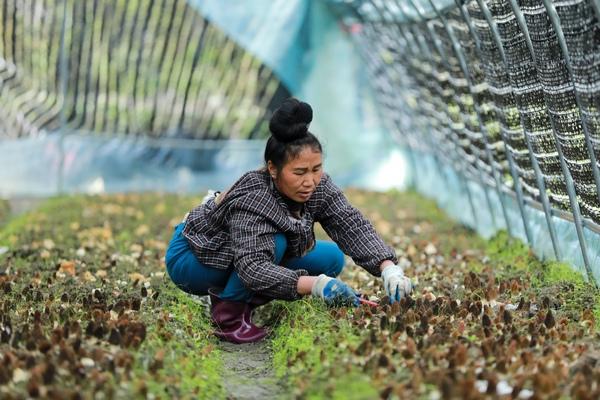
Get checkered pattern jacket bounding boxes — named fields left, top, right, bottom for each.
left=182, top=169, right=397, bottom=300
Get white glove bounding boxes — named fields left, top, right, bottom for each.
left=381, top=264, right=413, bottom=303
left=311, top=274, right=359, bottom=306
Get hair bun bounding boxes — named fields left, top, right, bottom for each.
left=269, top=98, right=313, bottom=143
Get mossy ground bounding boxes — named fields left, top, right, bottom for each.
left=0, top=194, right=224, bottom=399
left=268, top=188, right=600, bottom=399
left=269, top=300, right=378, bottom=399
left=0, top=199, right=9, bottom=228
left=1, top=189, right=599, bottom=399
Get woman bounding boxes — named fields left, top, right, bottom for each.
left=165, top=98, right=413, bottom=344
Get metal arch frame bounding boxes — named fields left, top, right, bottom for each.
left=345, top=4, right=421, bottom=185
left=337, top=0, right=599, bottom=280
left=381, top=2, right=459, bottom=165
left=474, top=0, right=562, bottom=261
left=429, top=4, right=507, bottom=231
left=541, top=0, right=600, bottom=208
left=363, top=0, right=463, bottom=204
left=405, top=21, right=483, bottom=229
left=361, top=5, right=426, bottom=188
left=349, top=8, right=413, bottom=147
left=508, top=0, right=594, bottom=285
left=354, top=25, right=424, bottom=187
left=407, top=0, right=502, bottom=231
left=369, top=0, right=452, bottom=193
left=390, top=0, right=482, bottom=228
left=456, top=1, right=535, bottom=246
left=426, top=0, right=521, bottom=242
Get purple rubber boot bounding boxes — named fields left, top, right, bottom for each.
left=208, top=288, right=268, bottom=344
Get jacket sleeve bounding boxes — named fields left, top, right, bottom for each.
left=229, top=203, right=308, bottom=300
left=316, top=177, right=397, bottom=277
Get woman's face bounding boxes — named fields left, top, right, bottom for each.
left=268, top=147, right=323, bottom=203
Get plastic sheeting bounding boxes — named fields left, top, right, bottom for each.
left=326, top=0, right=457, bottom=23
left=187, top=0, right=310, bottom=93
left=170, top=0, right=600, bottom=283
left=189, top=0, right=457, bottom=94
left=341, top=0, right=600, bottom=283
left=189, top=0, right=403, bottom=189
left=408, top=147, right=599, bottom=283
left=1, top=0, right=598, bottom=285
left=0, top=0, right=403, bottom=196
left=0, top=134, right=266, bottom=196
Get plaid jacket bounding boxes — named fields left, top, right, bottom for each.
left=182, top=169, right=397, bottom=300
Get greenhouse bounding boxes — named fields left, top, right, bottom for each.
left=1, top=0, right=600, bottom=398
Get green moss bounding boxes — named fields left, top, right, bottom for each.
left=484, top=230, right=588, bottom=285
left=485, top=120, right=501, bottom=140
left=0, top=195, right=86, bottom=246
left=132, top=289, right=225, bottom=399
left=0, top=194, right=223, bottom=398
left=594, top=299, right=600, bottom=328
left=306, top=373, right=379, bottom=400
left=543, top=262, right=587, bottom=285
left=279, top=189, right=600, bottom=398
left=271, top=300, right=377, bottom=398
left=0, top=198, right=9, bottom=228
left=447, top=103, right=460, bottom=122
left=482, top=230, right=600, bottom=328
left=0, top=205, right=42, bottom=247
left=272, top=301, right=332, bottom=377
left=381, top=191, right=598, bottom=309
left=484, top=230, right=531, bottom=271
left=467, top=261, right=486, bottom=273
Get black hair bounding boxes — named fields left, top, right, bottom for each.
left=264, top=97, right=322, bottom=171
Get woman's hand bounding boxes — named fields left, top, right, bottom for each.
left=309, top=274, right=360, bottom=306
left=297, top=276, right=318, bottom=295
left=381, top=263, right=413, bottom=303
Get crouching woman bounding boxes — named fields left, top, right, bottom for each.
left=165, top=98, right=413, bottom=344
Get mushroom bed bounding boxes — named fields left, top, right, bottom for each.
left=0, top=190, right=599, bottom=399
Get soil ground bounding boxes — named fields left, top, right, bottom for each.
left=219, top=341, right=285, bottom=400
left=1, top=190, right=599, bottom=399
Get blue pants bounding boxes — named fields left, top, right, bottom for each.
left=165, top=223, right=345, bottom=302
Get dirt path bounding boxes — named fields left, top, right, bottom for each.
left=219, top=341, right=286, bottom=400
left=3, top=197, right=287, bottom=398
left=6, top=197, right=44, bottom=216
left=188, top=294, right=287, bottom=399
